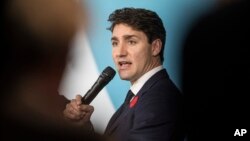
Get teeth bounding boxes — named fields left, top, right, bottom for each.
left=119, top=61, right=130, bottom=65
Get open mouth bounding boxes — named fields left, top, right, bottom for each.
left=118, top=61, right=132, bottom=68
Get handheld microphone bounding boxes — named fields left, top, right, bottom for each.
left=81, top=66, right=116, bottom=104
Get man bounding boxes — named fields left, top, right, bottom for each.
left=64, top=8, right=183, bottom=141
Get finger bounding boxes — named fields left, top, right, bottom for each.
left=80, top=112, right=86, bottom=118
left=75, top=94, right=82, bottom=105
left=70, top=99, right=79, bottom=109
left=82, top=110, right=93, bottom=121
left=66, top=102, right=81, bottom=116
left=64, top=112, right=82, bottom=121
left=79, top=105, right=94, bottom=113
left=63, top=106, right=82, bottom=120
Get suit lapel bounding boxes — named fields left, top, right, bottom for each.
left=105, top=103, right=132, bottom=135
left=137, top=69, right=169, bottom=97
left=104, top=103, right=125, bottom=134
left=105, top=69, right=169, bottom=135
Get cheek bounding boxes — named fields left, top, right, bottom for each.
left=133, top=50, right=151, bottom=68
left=112, top=50, right=116, bottom=60
left=112, top=50, right=119, bottom=67
left=134, top=50, right=147, bottom=61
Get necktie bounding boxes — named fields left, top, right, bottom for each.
left=124, top=90, right=134, bottom=105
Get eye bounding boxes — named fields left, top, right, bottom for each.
left=112, top=41, right=118, bottom=47
left=128, top=40, right=137, bottom=45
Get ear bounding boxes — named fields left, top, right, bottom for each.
left=151, top=39, right=162, bottom=56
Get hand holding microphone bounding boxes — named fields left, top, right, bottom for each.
left=63, top=66, right=116, bottom=125
left=63, top=94, right=94, bottom=125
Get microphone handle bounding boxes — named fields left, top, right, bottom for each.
left=81, top=77, right=107, bottom=104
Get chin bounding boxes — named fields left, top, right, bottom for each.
left=119, top=76, right=129, bottom=80
left=119, top=74, right=131, bottom=81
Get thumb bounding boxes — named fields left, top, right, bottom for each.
left=75, top=94, right=82, bottom=105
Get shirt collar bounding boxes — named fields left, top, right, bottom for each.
left=130, top=65, right=163, bottom=95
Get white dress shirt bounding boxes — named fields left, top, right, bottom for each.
left=130, top=65, right=164, bottom=96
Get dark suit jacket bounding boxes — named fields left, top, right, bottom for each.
left=105, top=69, right=183, bottom=141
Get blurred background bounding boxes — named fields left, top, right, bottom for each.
left=59, top=0, right=217, bottom=133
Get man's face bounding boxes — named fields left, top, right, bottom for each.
left=111, top=23, right=160, bottom=84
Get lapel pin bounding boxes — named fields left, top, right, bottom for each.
left=129, top=96, right=139, bottom=108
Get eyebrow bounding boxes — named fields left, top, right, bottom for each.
left=111, top=36, right=118, bottom=41
left=111, top=35, right=138, bottom=41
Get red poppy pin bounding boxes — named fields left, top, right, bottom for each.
left=129, top=96, right=139, bottom=108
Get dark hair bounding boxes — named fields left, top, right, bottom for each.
left=107, top=7, right=166, bottom=63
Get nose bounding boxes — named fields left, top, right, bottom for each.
left=116, top=43, right=127, bottom=57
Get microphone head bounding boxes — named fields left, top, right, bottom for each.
left=102, top=66, right=116, bottom=80
left=81, top=66, right=116, bottom=104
